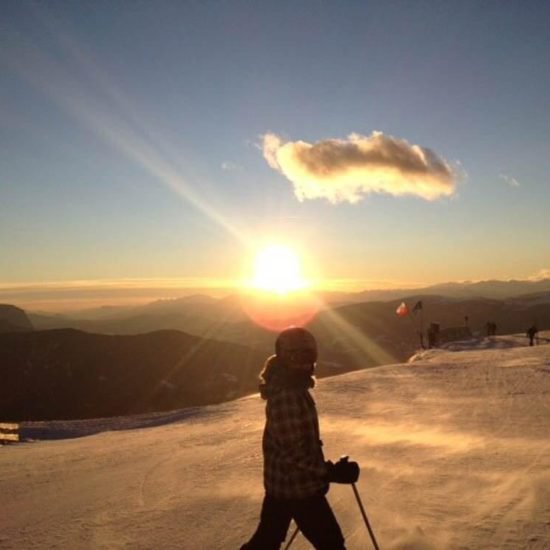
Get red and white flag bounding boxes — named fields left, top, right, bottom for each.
left=396, top=301, right=409, bottom=317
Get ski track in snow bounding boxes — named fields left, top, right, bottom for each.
left=1, top=334, right=550, bottom=549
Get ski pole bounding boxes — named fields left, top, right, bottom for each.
left=284, top=524, right=299, bottom=549
left=352, top=483, right=380, bottom=550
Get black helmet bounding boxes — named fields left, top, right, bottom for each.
left=275, top=327, right=318, bottom=365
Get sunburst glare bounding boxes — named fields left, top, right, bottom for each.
left=250, top=244, right=309, bottom=295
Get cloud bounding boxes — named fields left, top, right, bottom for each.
left=0, top=278, right=237, bottom=312
left=499, top=174, right=520, bottom=187
left=221, top=161, right=240, bottom=171
left=262, top=131, right=457, bottom=203
left=528, top=269, right=550, bottom=281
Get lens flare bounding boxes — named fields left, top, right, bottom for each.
left=240, top=289, right=320, bottom=332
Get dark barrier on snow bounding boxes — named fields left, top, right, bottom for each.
left=438, top=326, right=472, bottom=344
left=0, top=422, right=20, bottom=443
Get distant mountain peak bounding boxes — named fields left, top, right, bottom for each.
left=0, top=304, right=34, bottom=332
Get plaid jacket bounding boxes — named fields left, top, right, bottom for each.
left=263, top=385, right=329, bottom=499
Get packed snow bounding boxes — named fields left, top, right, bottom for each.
left=1, top=334, right=549, bottom=549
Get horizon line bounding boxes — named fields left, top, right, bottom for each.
left=1, top=273, right=549, bottom=294
left=1, top=275, right=549, bottom=314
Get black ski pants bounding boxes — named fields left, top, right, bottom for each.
left=241, top=493, right=346, bottom=550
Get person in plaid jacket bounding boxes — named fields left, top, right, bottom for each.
left=241, top=327, right=359, bottom=550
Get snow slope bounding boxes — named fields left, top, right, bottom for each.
left=1, top=335, right=549, bottom=549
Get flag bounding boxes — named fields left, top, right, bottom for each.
left=412, top=300, right=423, bottom=314
left=396, top=301, right=409, bottom=317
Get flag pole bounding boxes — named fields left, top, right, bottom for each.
left=420, top=305, right=424, bottom=348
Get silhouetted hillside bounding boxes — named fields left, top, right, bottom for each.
left=28, top=288, right=550, bottom=346
left=6, top=292, right=549, bottom=422
left=0, top=329, right=267, bottom=421
left=0, top=304, right=33, bottom=333
left=26, top=293, right=550, bottom=376
left=309, top=294, right=550, bottom=366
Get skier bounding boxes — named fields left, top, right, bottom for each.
left=240, top=327, right=359, bottom=550
left=527, top=324, right=538, bottom=346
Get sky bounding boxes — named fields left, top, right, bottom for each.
left=1, top=1, right=550, bottom=310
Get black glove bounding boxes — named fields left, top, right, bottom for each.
left=326, top=456, right=360, bottom=484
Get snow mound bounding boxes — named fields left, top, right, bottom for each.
left=1, top=341, right=550, bottom=549
left=409, top=332, right=549, bottom=362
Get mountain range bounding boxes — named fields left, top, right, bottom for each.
left=2, top=279, right=549, bottom=422
left=26, top=288, right=550, bottom=360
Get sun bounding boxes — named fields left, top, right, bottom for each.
left=250, top=244, right=309, bottom=294
left=241, top=243, right=319, bottom=331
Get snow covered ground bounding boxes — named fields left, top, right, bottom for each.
left=1, top=334, right=549, bottom=549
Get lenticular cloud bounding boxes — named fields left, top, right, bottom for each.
left=262, top=132, right=457, bottom=203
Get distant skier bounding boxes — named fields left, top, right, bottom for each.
left=486, top=321, right=497, bottom=337
left=427, top=322, right=440, bottom=349
left=240, top=327, right=359, bottom=550
left=527, top=325, right=538, bottom=346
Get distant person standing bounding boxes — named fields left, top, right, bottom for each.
left=427, top=323, right=439, bottom=349
left=527, top=325, right=538, bottom=346
left=241, top=327, right=359, bottom=550
left=486, top=321, right=497, bottom=337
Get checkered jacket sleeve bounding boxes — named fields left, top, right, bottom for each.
left=263, top=388, right=329, bottom=498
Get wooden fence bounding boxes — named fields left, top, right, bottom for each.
left=0, top=422, right=20, bottom=443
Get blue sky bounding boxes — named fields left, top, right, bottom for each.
left=1, top=1, right=549, bottom=308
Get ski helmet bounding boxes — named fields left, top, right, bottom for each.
left=275, top=327, right=318, bottom=365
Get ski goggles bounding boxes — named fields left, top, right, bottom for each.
left=286, top=347, right=318, bottom=364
